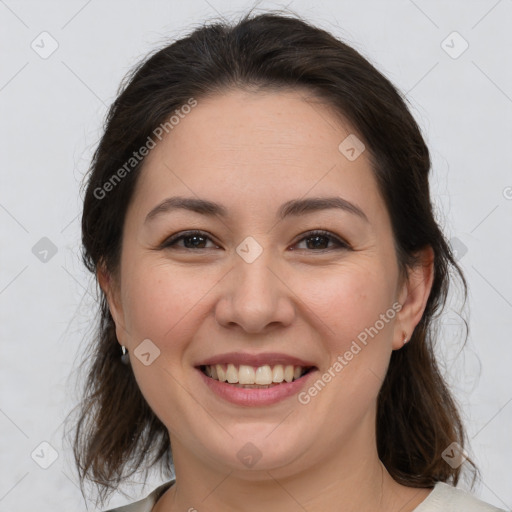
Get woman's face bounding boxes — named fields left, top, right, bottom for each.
left=104, top=89, right=430, bottom=478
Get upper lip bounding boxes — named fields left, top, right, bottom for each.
left=195, top=352, right=317, bottom=368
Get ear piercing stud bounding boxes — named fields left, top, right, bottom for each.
left=121, top=345, right=130, bottom=365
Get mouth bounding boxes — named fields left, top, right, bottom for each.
left=194, top=352, right=319, bottom=405
left=198, top=363, right=316, bottom=388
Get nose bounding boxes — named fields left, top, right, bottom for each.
left=214, top=248, right=296, bottom=334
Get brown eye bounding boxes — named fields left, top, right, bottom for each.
left=160, top=229, right=350, bottom=252
left=162, top=230, right=218, bottom=250
left=293, top=230, right=350, bottom=251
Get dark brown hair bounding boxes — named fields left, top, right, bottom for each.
left=67, top=9, right=478, bottom=506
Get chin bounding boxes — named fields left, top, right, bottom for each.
left=200, top=426, right=312, bottom=474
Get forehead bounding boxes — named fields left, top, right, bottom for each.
left=130, top=89, right=385, bottom=224
left=150, top=88, right=354, bottom=165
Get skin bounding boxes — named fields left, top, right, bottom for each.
left=100, top=89, right=435, bottom=512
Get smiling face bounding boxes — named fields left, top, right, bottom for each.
left=101, top=88, right=431, bottom=481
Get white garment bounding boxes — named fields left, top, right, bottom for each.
left=104, top=480, right=508, bottom=511
left=105, top=480, right=172, bottom=512
left=414, top=482, right=506, bottom=511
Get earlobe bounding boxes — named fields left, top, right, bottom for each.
left=393, top=246, right=435, bottom=350
left=96, top=262, right=125, bottom=341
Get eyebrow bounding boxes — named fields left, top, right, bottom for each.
left=144, top=195, right=369, bottom=224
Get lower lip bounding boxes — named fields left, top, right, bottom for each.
left=197, top=368, right=317, bottom=406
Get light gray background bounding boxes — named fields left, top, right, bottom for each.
left=1, top=0, right=511, bottom=510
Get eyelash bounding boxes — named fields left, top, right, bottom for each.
left=160, top=229, right=350, bottom=252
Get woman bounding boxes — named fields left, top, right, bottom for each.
left=71, top=11, right=506, bottom=512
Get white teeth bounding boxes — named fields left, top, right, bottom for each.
left=238, top=364, right=255, bottom=384
left=216, top=364, right=227, bottom=382
left=204, top=363, right=310, bottom=384
left=255, top=365, right=273, bottom=385
left=272, top=365, right=284, bottom=382
left=226, top=363, right=238, bottom=383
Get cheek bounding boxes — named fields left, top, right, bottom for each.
left=297, top=262, right=396, bottom=348
left=119, top=262, right=212, bottom=426
left=121, top=261, right=216, bottom=346
left=298, top=263, right=398, bottom=410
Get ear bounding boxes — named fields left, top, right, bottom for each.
left=97, top=261, right=128, bottom=346
left=392, top=245, right=435, bottom=350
